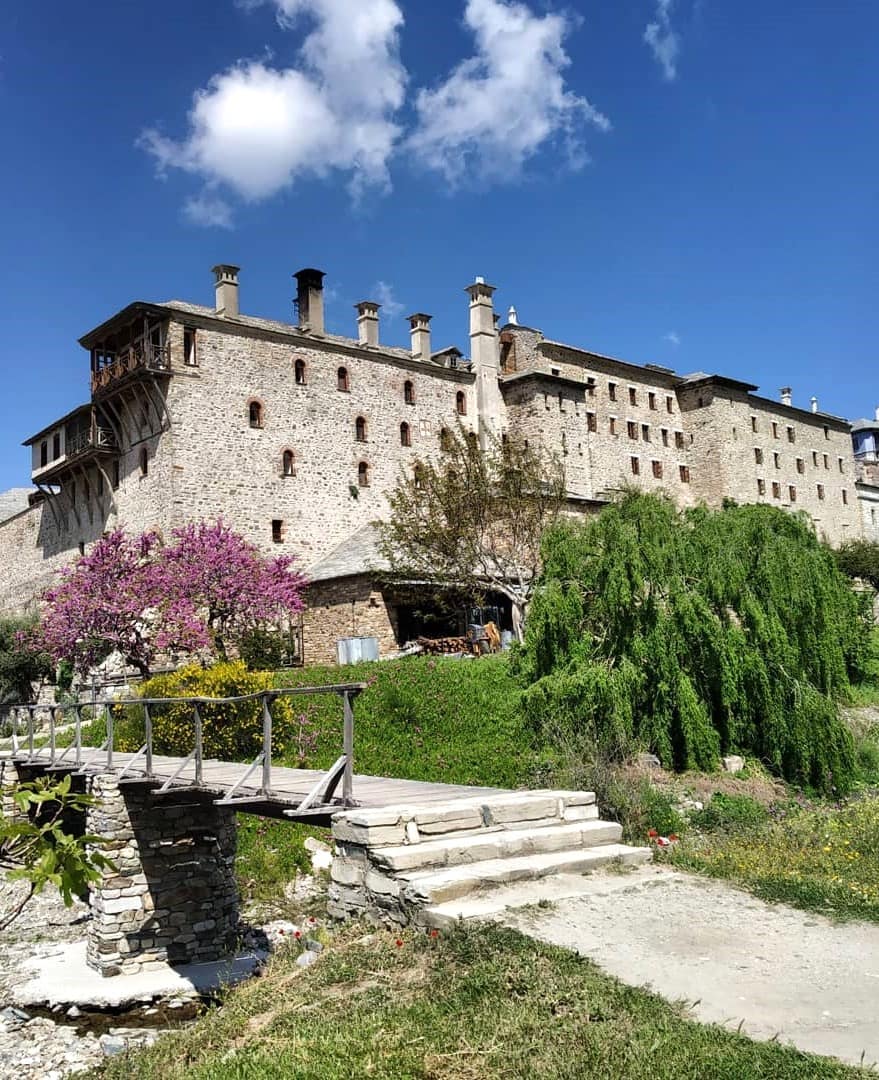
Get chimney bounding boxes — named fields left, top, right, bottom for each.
left=508, top=305, right=519, bottom=325
left=811, top=396, right=819, bottom=414
left=874, top=405, right=879, bottom=423
left=294, top=268, right=325, bottom=334
left=780, top=386, right=792, bottom=407
left=212, top=264, right=240, bottom=318
left=465, top=276, right=503, bottom=448
left=355, top=301, right=380, bottom=347
left=408, top=313, right=432, bottom=361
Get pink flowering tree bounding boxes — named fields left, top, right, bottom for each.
left=37, top=522, right=307, bottom=677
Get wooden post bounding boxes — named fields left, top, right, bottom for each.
left=342, top=691, right=355, bottom=805
left=27, top=706, right=35, bottom=759
left=143, top=703, right=153, bottom=778
left=193, top=703, right=203, bottom=786
left=49, top=706, right=58, bottom=765
left=74, top=705, right=82, bottom=767
left=105, top=703, right=114, bottom=771
left=261, top=695, right=273, bottom=797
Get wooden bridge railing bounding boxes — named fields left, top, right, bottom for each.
left=1, top=684, right=367, bottom=811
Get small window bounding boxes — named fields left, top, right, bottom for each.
left=789, top=485, right=797, bottom=502
left=78, top=541, right=85, bottom=556
left=751, top=416, right=758, bottom=432
left=271, top=519, right=284, bottom=543
left=282, top=449, right=295, bottom=477
left=337, top=367, right=350, bottom=392
left=812, top=450, right=818, bottom=467
left=628, top=387, right=637, bottom=406
left=796, top=457, right=805, bottom=474
left=139, top=448, right=149, bottom=476
left=823, top=454, right=829, bottom=470
left=842, top=489, right=848, bottom=505
left=772, top=422, right=779, bottom=439
left=558, top=392, right=565, bottom=413
left=838, top=457, right=844, bottom=473
left=661, top=429, right=669, bottom=447
left=609, top=417, right=617, bottom=435
left=773, top=452, right=780, bottom=469
left=679, top=465, right=690, bottom=483
left=586, top=381, right=595, bottom=397
left=183, top=328, right=197, bottom=367
left=400, top=421, right=411, bottom=447
left=772, top=481, right=780, bottom=499
left=439, top=427, right=452, bottom=451
left=358, top=461, right=370, bottom=488
left=630, top=456, right=640, bottom=476
left=627, top=421, right=637, bottom=440
left=817, top=483, right=825, bottom=501
left=651, top=460, right=663, bottom=479
left=248, top=400, right=263, bottom=428
left=404, top=380, right=415, bottom=405
left=675, top=431, right=684, bottom=450
left=294, top=358, right=307, bottom=385
left=456, top=391, right=467, bottom=416
left=586, top=412, right=597, bottom=433
left=648, top=392, right=656, bottom=410
left=355, top=416, right=367, bottom=443
left=823, top=425, right=830, bottom=440
left=40, top=441, right=48, bottom=467
left=111, top=460, right=120, bottom=490
left=754, top=448, right=763, bottom=465
left=641, top=424, right=650, bottom=442
left=787, top=426, right=795, bottom=443
left=608, top=382, right=617, bottom=402
left=666, top=396, right=674, bottom=414
left=52, top=433, right=61, bottom=459
left=757, top=478, right=766, bottom=495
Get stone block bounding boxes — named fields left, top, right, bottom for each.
left=485, top=797, right=560, bottom=826
left=562, top=804, right=599, bottom=822
left=365, top=870, right=400, bottom=898
left=101, top=896, right=145, bottom=914
left=722, top=755, right=745, bottom=774
left=332, top=820, right=407, bottom=847
left=331, top=857, right=365, bottom=887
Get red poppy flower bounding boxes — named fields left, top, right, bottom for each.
left=294, top=930, right=301, bottom=939
left=647, top=828, right=658, bottom=838
left=429, top=929, right=439, bottom=938
left=395, top=938, right=403, bottom=947
left=669, top=834, right=679, bottom=842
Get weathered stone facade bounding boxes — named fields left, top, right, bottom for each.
left=85, top=774, right=238, bottom=976
left=302, top=576, right=399, bottom=665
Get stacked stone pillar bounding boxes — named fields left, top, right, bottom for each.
left=85, top=774, right=239, bottom=976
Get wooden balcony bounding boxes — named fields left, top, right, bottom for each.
left=90, top=342, right=171, bottom=395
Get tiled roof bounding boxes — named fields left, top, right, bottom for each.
left=305, top=525, right=388, bottom=583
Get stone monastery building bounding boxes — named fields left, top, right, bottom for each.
left=0, top=264, right=873, bottom=663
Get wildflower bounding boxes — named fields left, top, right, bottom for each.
left=647, top=829, right=658, bottom=838
left=294, top=930, right=301, bottom=940
left=429, top=929, right=439, bottom=939
left=395, top=938, right=403, bottom=947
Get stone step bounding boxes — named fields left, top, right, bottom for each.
left=371, top=816, right=616, bottom=874
left=400, top=843, right=652, bottom=908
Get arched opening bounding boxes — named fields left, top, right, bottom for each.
left=282, top=449, right=295, bottom=477
left=294, top=358, right=307, bottom=385
left=337, top=367, right=350, bottom=392
left=456, top=391, right=466, bottom=416
left=355, top=416, right=367, bottom=442
left=358, top=461, right=370, bottom=488
left=404, top=380, right=415, bottom=405
left=248, top=400, right=263, bottom=428
left=400, top=422, right=411, bottom=447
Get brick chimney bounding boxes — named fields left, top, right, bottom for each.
left=408, top=313, right=432, bottom=361
left=212, top=264, right=240, bottom=318
left=465, top=276, right=503, bottom=448
left=294, top=268, right=325, bottom=334
left=355, top=301, right=380, bottom=347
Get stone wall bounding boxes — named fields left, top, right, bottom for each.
left=85, top=774, right=238, bottom=976
left=302, top=576, right=399, bottom=665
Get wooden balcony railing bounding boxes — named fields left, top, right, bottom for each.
left=91, top=342, right=171, bottom=394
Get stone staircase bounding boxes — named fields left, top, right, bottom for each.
left=328, top=790, right=651, bottom=929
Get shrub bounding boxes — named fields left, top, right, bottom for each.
left=691, top=792, right=770, bottom=832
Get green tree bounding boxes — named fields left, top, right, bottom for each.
left=516, top=492, right=871, bottom=794
left=377, top=428, right=566, bottom=639
left=0, top=616, right=52, bottom=705
left=834, top=539, right=879, bottom=592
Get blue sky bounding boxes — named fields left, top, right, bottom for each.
left=1, top=0, right=876, bottom=491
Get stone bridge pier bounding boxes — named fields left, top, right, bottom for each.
left=85, top=774, right=239, bottom=977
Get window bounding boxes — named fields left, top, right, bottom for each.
left=771, top=422, right=778, bottom=439
left=629, top=387, right=637, bottom=406
left=757, top=478, right=766, bottom=495
left=271, top=519, right=284, bottom=543
left=357, top=461, right=370, bottom=488
left=661, top=429, right=669, bottom=446
left=641, top=424, right=650, bottom=442
left=772, top=481, right=780, bottom=499
left=400, top=421, right=411, bottom=447
left=789, top=485, right=797, bottom=502
left=404, top=380, right=415, bottom=405
left=679, top=465, right=690, bottom=483
left=787, top=426, right=795, bottom=443
left=630, top=456, right=640, bottom=475
left=675, top=431, right=685, bottom=450
left=751, top=416, right=758, bottom=432
left=337, top=366, right=350, bottom=392
left=586, top=412, right=597, bottom=432
left=648, top=392, right=656, bottom=410
left=78, top=541, right=85, bottom=556
left=842, top=489, right=848, bottom=505
left=817, top=483, right=825, bottom=501
left=439, top=427, right=452, bottom=451
left=40, top=441, right=48, bottom=468
left=812, top=450, right=818, bottom=467
left=838, top=457, right=844, bottom=473
left=796, top=457, right=805, bottom=474
left=183, top=328, right=197, bottom=367
left=586, top=380, right=596, bottom=397
left=139, top=448, right=149, bottom=477
left=248, top=400, right=263, bottom=428
left=773, top=452, right=780, bottom=469
left=609, top=417, right=617, bottom=435
left=666, top=396, right=674, bottom=414
left=52, top=433, right=61, bottom=459
left=651, top=460, right=663, bottom=479
left=355, top=416, right=367, bottom=442
left=456, top=391, right=467, bottom=416
left=294, top=358, right=307, bottom=385
left=558, top=392, right=566, bottom=413
left=282, top=449, right=295, bottom=477
left=608, top=382, right=617, bottom=402
left=111, top=460, right=120, bottom=490
left=627, top=421, right=637, bottom=440
left=823, top=425, right=830, bottom=440
left=823, top=453, right=829, bottom=470
left=754, top=448, right=763, bottom=465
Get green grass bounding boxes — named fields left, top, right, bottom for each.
left=87, top=922, right=867, bottom=1080
left=849, top=628, right=879, bottom=707
left=235, top=817, right=328, bottom=903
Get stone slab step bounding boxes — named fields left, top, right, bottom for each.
left=401, top=843, right=652, bottom=907
left=371, top=816, right=616, bottom=873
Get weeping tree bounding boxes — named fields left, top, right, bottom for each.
left=515, top=492, right=871, bottom=794
left=376, top=427, right=566, bottom=639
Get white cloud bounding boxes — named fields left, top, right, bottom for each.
left=410, top=0, right=610, bottom=183
left=644, top=0, right=681, bottom=81
left=139, top=0, right=406, bottom=214
left=372, top=280, right=404, bottom=320
left=664, top=330, right=681, bottom=347
left=183, top=192, right=234, bottom=229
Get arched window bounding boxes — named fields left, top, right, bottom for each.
left=337, top=366, right=350, bottom=392
left=282, top=449, right=295, bottom=477
left=404, top=380, right=415, bottom=405
left=439, top=427, right=452, bottom=451
left=355, top=416, right=367, bottom=442
left=294, top=358, right=307, bottom=385
left=400, top=421, right=411, bottom=447
left=139, top=448, right=149, bottom=477
left=357, top=461, right=370, bottom=488
left=248, top=400, right=263, bottom=428
left=456, top=391, right=466, bottom=416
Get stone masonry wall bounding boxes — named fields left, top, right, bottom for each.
left=302, top=576, right=399, bottom=665
left=85, top=774, right=238, bottom=976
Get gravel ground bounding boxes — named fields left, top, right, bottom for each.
left=505, top=864, right=879, bottom=1070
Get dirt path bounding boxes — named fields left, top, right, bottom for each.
left=503, top=864, right=879, bottom=1070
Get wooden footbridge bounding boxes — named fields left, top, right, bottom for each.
left=1, top=684, right=497, bottom=824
